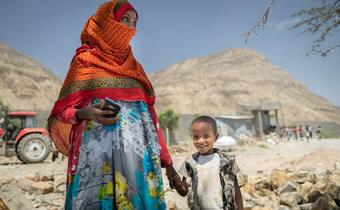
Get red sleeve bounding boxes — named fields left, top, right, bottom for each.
left=148, top=106, right=173, bottom=168
left=54, top=107, right=80, bottom=124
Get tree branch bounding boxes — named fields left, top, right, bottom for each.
left=242, top=0, right=276, bottom=43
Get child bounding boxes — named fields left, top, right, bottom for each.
left=179, top=116, right=243, bottom=210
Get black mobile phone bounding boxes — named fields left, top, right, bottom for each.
left=100, top=97, right=121, bottom=118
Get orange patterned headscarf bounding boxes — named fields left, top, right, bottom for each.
left=49, top=0, right=155, bottom=156
left=60, top=0, right=153, bottom=97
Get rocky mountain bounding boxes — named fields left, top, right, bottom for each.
left=0, top=43, right=62, bottom=111
left=0, top=44, right=338, bottom=124
left=150, top=48, right=340, bottom=124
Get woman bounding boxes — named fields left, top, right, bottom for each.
left=48, top=1, right=187, bottom=209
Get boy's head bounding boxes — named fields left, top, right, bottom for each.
left=190, top=115, right=219, bottom=155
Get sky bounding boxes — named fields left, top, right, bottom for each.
left=0, top=0, right=339, bottom=106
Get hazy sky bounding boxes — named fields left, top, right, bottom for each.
left=0, top=0, right=339, bottom=106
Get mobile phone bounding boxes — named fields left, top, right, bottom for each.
left=100, top=97, right=121, bottom=118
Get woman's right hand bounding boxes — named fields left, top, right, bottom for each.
left=76, top=106, right=120, bottom=125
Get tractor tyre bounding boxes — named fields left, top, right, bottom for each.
left=16, top=133, right=51, bottom=163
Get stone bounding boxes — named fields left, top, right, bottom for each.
left=55, top=183, right=66, bottom=194
left=25, top=173, right=39, bottom=182
left=53, top=175, right=66, bottom=193
left=334, top=162, right=340, bottom=174
left=253, top=178, right=271, bottom=190
left=287, top=171, right=316, bottom=184
left=0, top=183, right=35, bottom=210
left=307, top=190, right=324, bottom=203
left=30, top=181, right=54, bottom=195
left=35, top=207, right=49, bottom=210
left=270, top=169, right=288, bottom=189
left=241, top=183, right=256, bottom=196
left=279, top=192, right=303, bottom=207
left=17, top=178, right=35, bottom=192
left=252, top=207, right=271, bottom=210
left=38, top=175, right=53, bottom=182
left=314, top=168, right=331, bottom=181
left=0, top=197, right=10, bottom=210
left=311, top=195, right=339, bottom=210
left=237, top=172, right=248, bottom=187
left=53, top=175, right=66, bottom=188
left=299, top=203, right=313, bottom=210
left=329, top=173, right=340, bottom=184
left=36, top=194, right=65, bottom=208
left=307, top=174, right=340, bottom=201
left=299, top=181, right=314, bottom=197
left=242, top=200, right=253, bottom=210
left=276, top=181, right=299, bottom=196
left=325, top=181, right=340, bottom=201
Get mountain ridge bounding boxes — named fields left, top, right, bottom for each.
left=150, top=48, right=339, bottom=124
left=0, top=44, right=338, bottom=124
left=0, top=43, right=62, bottom=111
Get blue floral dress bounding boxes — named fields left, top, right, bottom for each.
left=65, top=100, right=166, bottom=210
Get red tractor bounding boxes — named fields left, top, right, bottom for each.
left=0, top=111, right=52, bottom=163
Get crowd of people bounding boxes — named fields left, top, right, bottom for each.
left=280, top=125, right=322, bottom=141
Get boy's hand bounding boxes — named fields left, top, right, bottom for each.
left=166, top=165, right=189, bottom=197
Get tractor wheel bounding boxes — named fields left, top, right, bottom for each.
left=16, top=133, right=51, bottom=163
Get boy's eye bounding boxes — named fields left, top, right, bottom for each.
left=203, top=135, right=210, bottom=139
left=191, top=135, right=199, bottom=140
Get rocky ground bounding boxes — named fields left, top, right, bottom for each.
left=0, top=138, right=340, bottom=210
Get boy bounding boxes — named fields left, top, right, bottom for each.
left=179, top=115, right=243, bottom=210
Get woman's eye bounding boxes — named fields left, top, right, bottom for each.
left=122, top=17, right=129, bottom=22
left=132, top=21, right=137, bottom=26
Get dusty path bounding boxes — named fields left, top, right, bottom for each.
left=0, top=138, right=339, bottom=209
left=236, top=138, right=340, bottom=175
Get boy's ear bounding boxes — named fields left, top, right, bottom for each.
left=215, top=133, right=219, bottom=141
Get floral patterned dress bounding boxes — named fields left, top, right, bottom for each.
left=65, top=100, right=166, bottom=210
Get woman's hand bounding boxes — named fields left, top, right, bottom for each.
left=76, top=106, right=120, bottom=125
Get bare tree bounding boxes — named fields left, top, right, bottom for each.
left=243, top=0, right=340, bottom=57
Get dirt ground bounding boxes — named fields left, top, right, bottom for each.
left=0, top=138, right=340, bottom=209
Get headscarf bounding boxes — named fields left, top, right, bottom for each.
left=113, top=0, right=138, bottom=22
left=48, top=0, right=155, bottom=157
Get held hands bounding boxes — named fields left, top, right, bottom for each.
left=76, top=104, right=120, bottom=125
left=166, top=165, right=189, bottom=197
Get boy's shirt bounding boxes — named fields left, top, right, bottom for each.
left=196, top=153, right=224, bottom=209
left=179, top=148, right=240, bottom=210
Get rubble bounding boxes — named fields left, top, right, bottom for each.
left=241, top=166, right=340, bottom=209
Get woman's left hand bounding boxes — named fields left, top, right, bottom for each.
left=76, top=106, right=120, bottom=125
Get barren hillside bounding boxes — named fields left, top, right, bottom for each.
left=0, top=43, right=61, bottom=111
left=1, top=44, right=338, bottom=124
left=150, top=48, right=339, bottom=124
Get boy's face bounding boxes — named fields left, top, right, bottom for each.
left=191, top=121, right=218, bottom=155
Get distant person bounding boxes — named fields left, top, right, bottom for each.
left=287, top=127, right=293, bottom=141
left=293, top=125, right=299, bottom=140
left=299, top=125, right=305, bottom=141
left=308, top=125, right=313, bottom=139
left=178, top=116, right=243, bottom=210
left=316, top=125, right=322, bottom=140
left=305, top=125, right=310, bottom=142
left=48, top=1, right=187, bottom=209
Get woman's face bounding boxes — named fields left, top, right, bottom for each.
left=120, top=10, right=137, bottom=29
